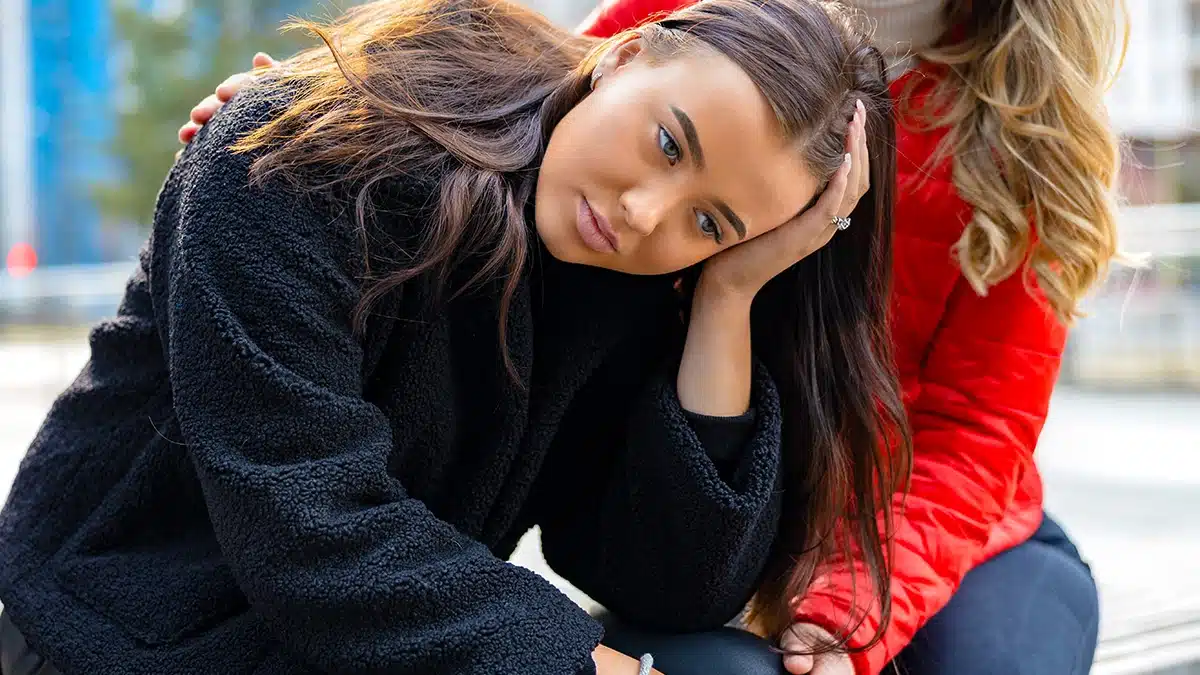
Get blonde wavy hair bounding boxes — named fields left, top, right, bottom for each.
left=904, top=0, right=1129, bottom=323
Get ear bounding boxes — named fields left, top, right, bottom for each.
left=592, top=36, right=645, bottom=87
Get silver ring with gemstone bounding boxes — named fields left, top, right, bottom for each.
left=833, top=216, right=851, bottom=231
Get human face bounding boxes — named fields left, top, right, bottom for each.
left=535, top=40, right=821, bottom=276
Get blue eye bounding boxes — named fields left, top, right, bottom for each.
left=697, top=211, right=722, bottom=244
left=659, top=126, right=680, bottom=165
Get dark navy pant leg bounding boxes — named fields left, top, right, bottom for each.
left=598, top=611, right=786, bottom=675
left=890, top=514, right=1100, bottom=675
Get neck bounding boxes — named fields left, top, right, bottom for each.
left=841, top=0, right=948, bottom=78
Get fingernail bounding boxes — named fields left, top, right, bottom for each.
left=844, top=153, right=852, bottom=168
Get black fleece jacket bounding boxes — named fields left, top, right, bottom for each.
left=0, top=83, right=783, bottom=675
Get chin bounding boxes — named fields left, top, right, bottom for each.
left=541, top=239, right=577, bottom=264
left=534, top=218, right=581, bottom=265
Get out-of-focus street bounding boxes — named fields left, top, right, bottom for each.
left=1036, top=390, right=1200, bottom=674
left=2, top=337, right=1197, bottom=673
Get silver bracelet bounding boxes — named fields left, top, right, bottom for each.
left=638, top=653, right=654, bottom=675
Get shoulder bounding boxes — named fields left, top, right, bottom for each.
left=164, top=78, right=366, bottom=249
left=169, top=78, right=304, bottom=208
left=890, top=67, right=953, bottom=181
left=886, top=66, right=973, bottom=246
left=163, top=78, right=303, bottom=217
left=180, top=77, right=295, bottom=164
left=147, top=79, right=367, bottom=297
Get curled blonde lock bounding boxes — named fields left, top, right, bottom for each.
left=904, top=0, right=1130, bottom=323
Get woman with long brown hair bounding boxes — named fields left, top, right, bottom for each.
left=187, top=0, right=1126, bottom=673
left=573, top=0, right=1125, bottom=673
left=0, top=0, right=909, bottom=673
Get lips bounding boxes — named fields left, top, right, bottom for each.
left=576, top=197, right=619, bottom=254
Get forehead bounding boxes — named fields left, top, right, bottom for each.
left=645, top=52, right=821, bottom=238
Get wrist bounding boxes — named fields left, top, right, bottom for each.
left=677, top=275, right=753, bottom=417
left=693, top=270, right=755, bottom=315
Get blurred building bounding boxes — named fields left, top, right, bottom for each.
left=1, top=0, right=113, bottom=270
left=1061, top=0, right=1200, bottom=390
left=1110, top=0, right=1200, bottom=204
left=1, top=0, right=36, bottom=272
left=1109, top=0, right=1191, bottom=140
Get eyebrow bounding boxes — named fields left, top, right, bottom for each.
left=670, top=105, right=705, bottom=169
left=670, top=104, right=747, bottom=241
left=716, top=203, right=747, bottom=241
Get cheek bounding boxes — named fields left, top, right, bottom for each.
left=554, top=102, right=614, bottom=161
left=633, top=235, right=718, bottom=276
left=542, top=117, right=589, bottom=179
left=570, top=94, right=652, bottom=172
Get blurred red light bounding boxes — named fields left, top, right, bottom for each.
left=6, top=243, right=38, bottom=278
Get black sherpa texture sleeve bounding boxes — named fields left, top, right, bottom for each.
left=539, top=360, right=783, bottom=632
left=157, top=90, right=601, bottom=675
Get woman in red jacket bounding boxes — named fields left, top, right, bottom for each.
left=182, top=1, right=1124, bottom=673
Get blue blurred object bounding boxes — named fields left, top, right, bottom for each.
left=29, top=0, right=112, bottom=267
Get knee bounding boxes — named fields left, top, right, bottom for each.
left=1033, top=540, right=1100, bottom=633
left=598, top=611, right=785, bottom=675
left=993, top=545, right=1099, bottom=674
left=895, top=541, right=1100, bottom=675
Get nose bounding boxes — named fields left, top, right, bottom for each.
left=619, top=185, right=676, bottom=237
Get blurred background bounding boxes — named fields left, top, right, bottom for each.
left=0, top=0, right=1197, bottom=673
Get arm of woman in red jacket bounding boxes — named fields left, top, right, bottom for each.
left=791, top=266, right=1067, bottom=674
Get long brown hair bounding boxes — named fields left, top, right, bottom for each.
left=905, top=0, right=1128, bottom=322
left=232, top=0, right=910, bottom=654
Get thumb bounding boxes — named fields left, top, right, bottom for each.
left=780, top=629, right=815, bottom=674
left=783, top=652, right=814, bottom=674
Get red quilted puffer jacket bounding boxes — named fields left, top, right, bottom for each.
left=578, top=3, right=1068, bottom=673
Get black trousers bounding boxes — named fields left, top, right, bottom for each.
left=0, top=614, right=60, bottom=675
